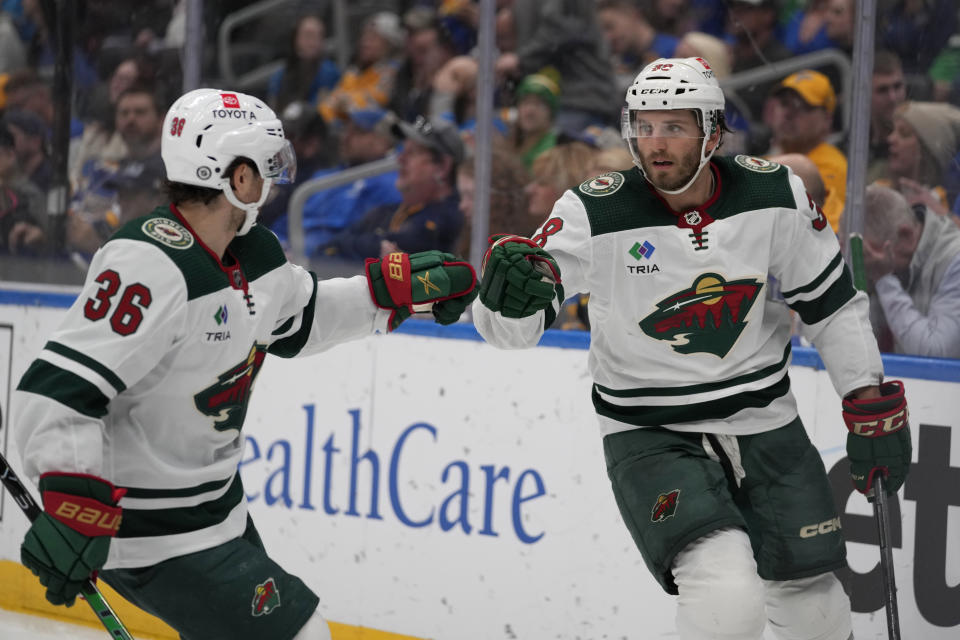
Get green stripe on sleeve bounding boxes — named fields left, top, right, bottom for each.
left=787, top=266, right=857, bottom=325
left=17, top=359, right=111, bottom=418
left=45, top=341, right=127, bottom=394
left=269, top=272, right=318, bottom=358
left=121, top=475, right=234, bottom=499
left=781, top=252, right=843, bottom=299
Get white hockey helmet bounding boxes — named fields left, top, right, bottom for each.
left=161, top=88, right=296, bottom=235
left=621, top=57, right=725, bottom=194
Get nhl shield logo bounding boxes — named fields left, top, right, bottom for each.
left=640, top=273, right=762, bottom=357
left=251, top=577, right=281, bottom=616
left=651, top=490, right=681, bottom=523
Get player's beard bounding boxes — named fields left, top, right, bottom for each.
left=639, top=142, right=703, bottom=192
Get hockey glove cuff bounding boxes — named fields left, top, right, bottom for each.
left=478, top=235, right=564, bottom=320
left=366, top=250, right=477, bottom=331
left=21, top=473, right=125, bottom=606
left=843, top=380, right=911, bottom=495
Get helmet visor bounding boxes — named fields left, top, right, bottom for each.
left=263, top=139, right=297, bottom=184
left=621, top=107, right=703, bottom=140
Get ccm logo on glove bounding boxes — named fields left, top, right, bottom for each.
left=44, top=492, right=122, bottom=536
left=845, top=409, right=909, bottom=437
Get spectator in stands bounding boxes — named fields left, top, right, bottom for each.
left=674, top=32, right=732, bottom=80
left=726, top=0, right=793, bottom=120
left=596, top=0, right=679, bottom=95
left=508, top=69, right=561, bottom=171
left=496, top=0, right=618, bottom=136
left=270, top=107, right=401, bottom=256
left=867, top=50, right=908, bottom=184
left=66, top=84, right=165, bottom=255
left=455, top=145, right=531, bottom=259
left=590, top=145, right=634, bottom=175
left=390, top=10, right=457, bottom=123
left=879, top=0, right=958, bottom=79
left=526, top=142, right=597, bottom=330
left=266, top=13, right=340, bottom=115
left=766, top=70, right=846, bottom=232
left=643, top=0, right=697, bottom=36
left=781, top=0, right=834, bottom=56
left=321, top=116, right=464, bottom=260
left=823, top=0, right=855, bottom=55
left=2, top=108, right=52, bottom=192
left=257, top=102, right=335, bottom=232
left=318, top=12, right=403, bottom=124
left=880, top=101, right=960, bottom=218
left=768, top=153, right=827, bottom=209
left=71, top=53, right=159, bottom=183
left=0, top=123, right=45, bottom=254
left=862, top=184, right=960, bottom=358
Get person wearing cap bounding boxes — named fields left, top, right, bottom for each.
left=862, top=184, right=960, bottom=358
left=318, top=12, right=403, bottom=124
left=508, top=69, right=561, bottom=171
left=1, top=107, right=52, bottom=193
left=322, top=115, right=464, bottom=260
left=878, top=100, right=960, bottom=218
left=495, top=0, right=618, bottom=136
left=766, top=69, right=846, bottom=232
left=269, top=107, right=402, bottom=256
left=725, top=0, right=793, bottom=119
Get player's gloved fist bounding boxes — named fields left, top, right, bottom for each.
left=842, top=380, right=911, bottom=495
left=478, top=234, right=563, bottom=319
left=21, top=473, right=125, bottom=606
left=366, top=250, right=477, bottom=331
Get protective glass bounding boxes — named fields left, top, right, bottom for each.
left=621, top=107, right=703, bottom=139
left=263, top=140, right=297, bottom=183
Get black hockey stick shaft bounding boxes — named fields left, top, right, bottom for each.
left=0, top=452, right=135, bottom=639
left=871, top=476, right=901, bottom=640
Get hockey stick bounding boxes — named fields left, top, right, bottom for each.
left=870, top=476, right=901, bottom=640
left=0, top=451, right=134, bottom=639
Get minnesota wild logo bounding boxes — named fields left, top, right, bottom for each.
left=194, top=343, right=267, bottom=431
left=640, top=273, right=762, bottom=357
left=651, top=489, right=681, bottom=523
left=251, top=577, right=281, bottom=617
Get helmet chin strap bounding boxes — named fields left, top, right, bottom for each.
left=221, top=177, right=274, bottom=236
left=646, top=135, right=715, bottom=196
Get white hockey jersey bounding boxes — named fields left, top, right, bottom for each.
left=473, top=156, right=883, bottom=437
left=15, top=205, right=391, bottom=569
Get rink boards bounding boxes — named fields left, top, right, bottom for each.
left=0, top=289, right=958, bottom=640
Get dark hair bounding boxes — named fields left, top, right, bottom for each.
left=873, top=50, right=903, bottom=76
left=163, top=158, right=256, bottom=206
left=115, top=82, right=167, bottom=117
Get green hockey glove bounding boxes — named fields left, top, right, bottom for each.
left=843, top=380, right=911, bottom=495
left=21, top=473, right=125, bottom=606
left=478, top=234, right=563, bottom=319
left=366, top=250, right=477, bottom=331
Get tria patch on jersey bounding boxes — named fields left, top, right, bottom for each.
left=734, top=155, right=780, bottom=173
left=142, top=218, right=194, bottom=250
left=579, top=172, right=625, bottom=197
left=639, top=273, right=763, bottom=357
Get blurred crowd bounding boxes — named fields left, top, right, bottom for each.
left=1, top=0, right=959, bottom=355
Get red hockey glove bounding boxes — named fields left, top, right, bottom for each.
left=842, top=380, right=911, bottom=495
left=366, top=250, right=477, bottom=331
left=21, top=473, right=125, bottom=606
left=478, top=234, right=563, bottom=319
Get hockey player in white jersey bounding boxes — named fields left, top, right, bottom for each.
left=473, top=58, right=912, bottom=639
left=14, top=88, right=477, bottom=640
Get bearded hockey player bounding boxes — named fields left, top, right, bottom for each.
left=14, top=88, right=476, bottom=639
left=473, top=58, right=911, bottom=639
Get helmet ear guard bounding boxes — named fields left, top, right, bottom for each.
left=161, top=89, right=297, bottom=235
left=621, top=57, right=725, bottom=195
